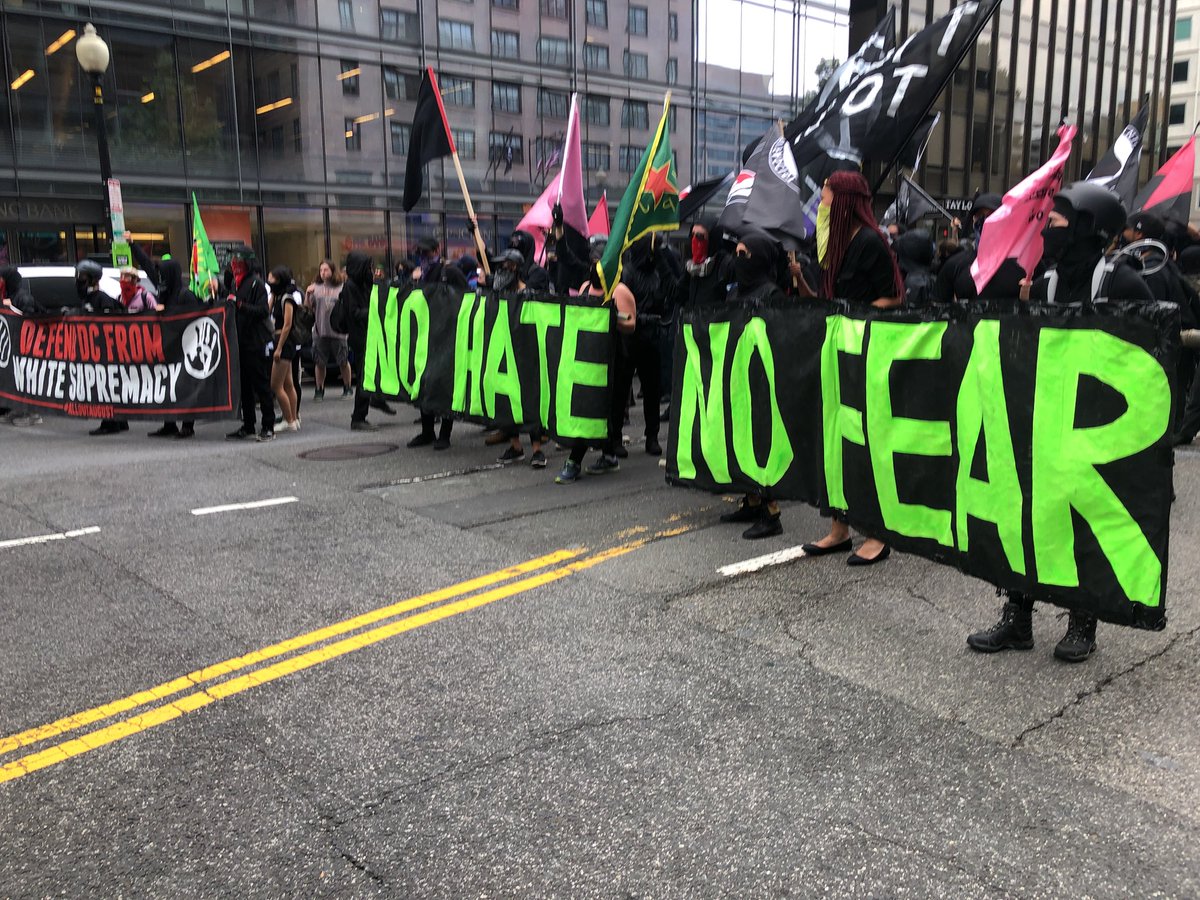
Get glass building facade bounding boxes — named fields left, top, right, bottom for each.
left=850, top=0, right=1178, bottom=211
left=0, top=0, right=846, bottom=281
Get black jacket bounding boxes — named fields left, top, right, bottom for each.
left=234, top=272, right=271, bottom=350
left=339, top=252, right=375, bottom=348
left=0, top=266, right=36, bottom=314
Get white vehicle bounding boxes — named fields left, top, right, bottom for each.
left=17, top=264, right=157, bottom=310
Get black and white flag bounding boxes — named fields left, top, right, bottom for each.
left=787, top=0, right=1002, bottom=172
left=740, top=121, right=816, bottom=247
left=1086, top=102, right=1149, bottom=211
left=882, top=175, right=951, bottom=227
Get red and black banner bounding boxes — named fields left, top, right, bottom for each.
left=0, top=305, right=239, bottom=420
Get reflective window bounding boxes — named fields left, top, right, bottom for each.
left=340, top=60, right=361, bottom=96
left=390, top=121, right=411, bottom=154
left=669, top=12, right=678, bottom=41
left=1169, top=103, right=1187, bottom=126
left=263, top=206, right=325, bottom=277
left=452, top=129, right=476, bottom=160
left=1175, top=60, right=1190, bottom=83
left=492, top=81, right=521, bottom=113
left=621, top=101, right=649, bottom=130
left=489, top=131, right=523, bottom=167
left=619, top=145, right=641, bottom=172
left=583, top=94, right=610, bottom=126
left=380, top=9, right=419, bottom=42
left=537, top=88, right=569, bottom=118
left=491, top=30, right=520, bottom=59
left=583, top=141, right=610, bottom=171
left=439, top=20, right=475, bottom=50
left=623, top=51, right=648, bottom=80
left=586, top=0, right=608, bottom=29
left=666, top=58, right=678, bottom=84
left=628, top=6, right=648, bottom=36
left=583, top=44, right=609, bottom=71
left=1177, top=16, right=1192, bottom=40
left=541, top=0, right=568, bottom=18
left=440, top=76, right=475, bottom=107
left=537, top=36, right=570, bottom=66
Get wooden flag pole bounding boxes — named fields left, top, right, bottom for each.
left=450, top=149, right=491, bottom=275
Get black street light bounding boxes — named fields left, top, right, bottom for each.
left=75, top=23, right=113, bottom=255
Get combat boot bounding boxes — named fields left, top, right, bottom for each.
left=967, top=599, right=1034, bottom=652
left=1053, top=611, right=1097, bottom=663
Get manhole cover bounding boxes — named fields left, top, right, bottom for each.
left=299, top=442, right=399, bottom=461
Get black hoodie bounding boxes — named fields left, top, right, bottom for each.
left=157, top=259, right=201, bottom=310
left=0, top=266, right=36, bottom=314
left=339, top=252, right=375, bottom=348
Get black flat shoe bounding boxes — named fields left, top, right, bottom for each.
left=847, top=546, right=891, bottom=566
left=801, top=538, right=853, bottom=556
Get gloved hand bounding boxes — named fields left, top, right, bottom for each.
left=466, top=218, right=477, bottom=234
left=552, top=204, right=564, bottom=227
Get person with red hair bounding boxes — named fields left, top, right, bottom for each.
left=802, top=170, right=902, bottom=565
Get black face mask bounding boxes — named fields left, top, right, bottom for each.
left=734, top=252, right=769, bottom=289
left=493, top=268, right=518, bottom=292
left=1040, top=225, right=1072, bottom=266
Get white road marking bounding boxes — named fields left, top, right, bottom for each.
left=718, top=545, right=808, bottom=577
left=191, top=496, right=299, bottom=517
left=0, top=526, right=101, bottom=550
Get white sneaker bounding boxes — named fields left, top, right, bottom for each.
left=289, top=420, right=301, bottom=432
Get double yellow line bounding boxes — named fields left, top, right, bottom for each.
left=0, top=532, right=676, bottom=785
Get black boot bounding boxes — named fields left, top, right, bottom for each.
left=967, top=599, right=1034, bottom=652
left=1053, top=611, right=1097, bottom=663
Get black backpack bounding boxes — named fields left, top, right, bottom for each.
left=290, top=296, right=315, bottom=345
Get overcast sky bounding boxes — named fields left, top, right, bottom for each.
left=697, top=0, right=850, bottom=99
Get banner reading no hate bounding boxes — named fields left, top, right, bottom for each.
left=667, top=298, right=1179, bottom=629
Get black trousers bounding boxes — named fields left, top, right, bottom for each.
left=627, top=326, right=662, bottom=440
left=350, top=339, right=371, bottom=423
left=239, top=350, right=274, bottom=431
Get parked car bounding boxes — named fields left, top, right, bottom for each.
left=17, top=265, right=156, bottom=311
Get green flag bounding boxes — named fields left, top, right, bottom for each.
left=190, top=193, right=220, bottom=299
left=597, top=96, right=679, bottom=300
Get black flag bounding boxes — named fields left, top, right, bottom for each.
left=897, top=112, right=941, bottom=171
left=741, top=121, right=816, bottom=248
left=403, top=68, right=455, bottom=212
left=678, top=173, right=734, bottom=222
left=1086, top=102, right=1150, bottom=211
left=787, top=0, right=1002, bottom=172
left=882, top=175, right=950, bottom=227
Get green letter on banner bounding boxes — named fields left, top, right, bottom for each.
left=520, top=300, right=562, bottom=427
left=866, top=321, right=953, bottom=545
left=397, top=288, right=429, bottom=397
left=555, top=305, right=609, bottom=439
left=821, top=315, right=867, bottom=509
left=676, top=322, right=730, bottom=482
left=483, top=299, right=523, bottom=421
left=363, top=284, right=398, bottom=394
left=452, top=292, right=485, bottom=416
left=1032, top=329, right=1170, bottom=606
left=729, top=318, right=793, bottom=485
left=955, top=320, right=1024, bottom=573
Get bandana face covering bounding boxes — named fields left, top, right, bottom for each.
left=816, top=203, right=831, bottom=266
left=691, top=234, right=708, bottom=265
left=120, top=278, right=137, bottom=303
left=231, top=258, right=248, bottom=288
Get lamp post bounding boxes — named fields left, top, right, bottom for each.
left=75, top=23, right=113, bottom=255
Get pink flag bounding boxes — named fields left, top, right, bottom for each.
left=971, top=124, right=1077, bottom=295
left=517, top=95, right=589, bottom=264
left=588, top=191, right=610, bottom=236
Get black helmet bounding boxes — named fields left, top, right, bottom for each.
left=970, top=192, right=1003, bottom=216
left=501, top=248, right=524, bottom=268
left=76, top=259, right=103, bottom=281
left=1054, top=181, right=1127, bottom=244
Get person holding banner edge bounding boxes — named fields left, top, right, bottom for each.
left=799, top=171, right=903, bottom=565
left=968, top=181, right=1153, bottom=662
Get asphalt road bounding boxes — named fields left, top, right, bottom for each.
left=2, top=392, right=1199, bottom=898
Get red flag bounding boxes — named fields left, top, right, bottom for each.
left=971, top=124, right=1076, bottom=295
left=1132, top=137, right=1196, bottom=226
left=587, top=191, right=610, bottom=237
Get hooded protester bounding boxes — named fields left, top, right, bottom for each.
left=148, top=258, right=201, bottom=439
left=677, top=217, right=733, bottom=308
left=413, top=237, right=444, bottom=285
left=717, top=229, right=789, bottom=539
left=892, top=228, right=936, bottom=308
left=507, top=230, right=551, bottom=291
left=544, top=205, right=592, bottom=294
left=225, top=248, right=277, bottom=441
left=0, top=266, right=40, bottom=425
left=800, top=171, right=899, bottom=563
left=457, top=255, right=480, bottom=291
left=970, top=181, right=1152, bottom=664
left=334, top=251, right=382, bottom=432
left=392, top=258, right=416, bottom=292
left=0, top=265, right=35, bottom=315
left=76, top=259, right=106, bottom=312
left=934, top=192, right=1024, bottom=303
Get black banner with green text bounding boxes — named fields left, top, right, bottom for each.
left=667, top=298, right=1179, bottom=629
left=362, top=283, right=613, bottom=443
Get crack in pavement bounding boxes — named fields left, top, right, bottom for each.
left=1011, top=625, right=1200, bottom=749
left=904, top=586, right=975, bottom=629
left=331, top=705, right=682, bottom=829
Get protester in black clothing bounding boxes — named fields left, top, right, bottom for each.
left=507, top=229, right=551, bottom=292
left=407, top=244, right=462, bottom=449
left=618, top=234, right=676, bottom=455
left=800, top=171, right=903, bottom=565
left=933, top=192, right=1025, bottom=303
left=893, top=228, right=935, bottom=308
left=716, top=230, right=789, bottom=539
left=148, top=259, right=200, bottom=439
left=0, top=265, right=35, bottom=314
left=544, top=204, right=591, bottom=294
left=84, top=259, right=138, bottom=435
left=268, top=266, right=302, bottom=432
left=970, top=181, right=1152, bottom=664
left=333, top=251, right=381, bottom=433
left=677, top=218, right=733, bottom=308
left=225, top=249, right=276, bottom=441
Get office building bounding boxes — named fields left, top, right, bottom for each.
left=0, top=0, right=842, bottom=276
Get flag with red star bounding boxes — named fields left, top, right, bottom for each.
left=597, top=96, right=679, bottom=301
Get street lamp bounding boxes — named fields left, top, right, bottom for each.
left=75, top=23, right=113, bottom=255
